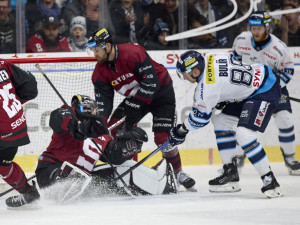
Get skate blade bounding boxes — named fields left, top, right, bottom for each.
left=7, top=200, right=41, bottom=210
left=209, top=182, right=241, bottom=193
left=264, top=187, right=283, bottom=198
left=288, top=168, right=300, bottom=176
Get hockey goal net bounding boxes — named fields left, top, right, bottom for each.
left=1, top=52, right=124, bottom=177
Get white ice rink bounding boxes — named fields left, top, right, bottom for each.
left=1, top=162, right=299, bottom=225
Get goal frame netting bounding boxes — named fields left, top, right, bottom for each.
left=1, top=52, right=124, bottom=177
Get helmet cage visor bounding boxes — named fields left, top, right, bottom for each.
left=176, top=67, right=193, bottom=80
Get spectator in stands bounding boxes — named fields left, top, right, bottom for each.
left=26, top=0, right=64, bottom=39
left=26, top=16, right=71, bottom=52
left=273, top=4, right=300, bottom=46
left=61, top=0, right=99, bottom=37
left=272, top=0, right=300, bottom=24
left=194, top=0, right=229, bottom=47
left=67, top=16, right=88, bottom=52
left=0, top=0, right=16, bottom=53
left=226, top=0, right=251, bottom=46
left=187, top=10, right=221, bottom=49
left=144, top=18, right=177, bottom=50
left=109, top=0, right=149, bottom=44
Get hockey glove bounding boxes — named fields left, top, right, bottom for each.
left=68, top=118, right=85, bottom=141
left=101, top=139, right=143, bottom=165
left=169, top=124, right=189, bottom=146
left=116, top=125, right=148, bottom=143
left=124, top=97, right=145, bottom=129
left=215, top=101, right=228, bottom=110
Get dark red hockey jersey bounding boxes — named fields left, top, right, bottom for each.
left=26, top=33, right=71, bottom=53
left=41, top=107, right=112, bottom=173
left=92, top=43, right=173, bottom=117
left=42, top=133, right=112, bottom=173
left=0, top=59, right=38, bottom=147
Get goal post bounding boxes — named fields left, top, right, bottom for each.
left=1, top=52, right=124, bottom=175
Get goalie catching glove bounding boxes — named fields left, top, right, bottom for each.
left=124, top=97, right=145, bottom=129
left=169, top=124, right=189, bottom=146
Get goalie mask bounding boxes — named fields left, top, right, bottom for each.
left=176, top=50, right=205, bottom=82
left=87, top=28, right=112, bottom=49
left=71, top=94, right=98, bottom=115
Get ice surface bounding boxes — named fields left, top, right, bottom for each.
left=1, top=163, right=300, bottom=225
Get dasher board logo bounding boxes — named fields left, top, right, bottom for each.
left=206, top=54, right=215, bottom=84
left=254, top=101, right=269, bottom=127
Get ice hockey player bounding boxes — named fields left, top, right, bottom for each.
left=87, top=27, right=196, bottom=191
left=0, top=59, right=40, bottom=208
left=35, top=95, right=176, bottom=201
left=169, top=50, right=283, bottom=198
left=232, top=11, right=299, bottom=175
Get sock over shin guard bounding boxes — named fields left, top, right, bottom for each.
left=0, top=162, right=31, bottom=194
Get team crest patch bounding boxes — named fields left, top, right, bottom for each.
left=254, top=101, right=270, bottom=127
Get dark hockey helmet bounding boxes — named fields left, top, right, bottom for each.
left=71, top=94, right=97, bottom=114
left=176, top=50, right=205, bottom=81
left=87, top=28, right=112, bottom=49
left=248, top=11, right=272, bottom=28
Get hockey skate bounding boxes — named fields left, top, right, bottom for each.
left=281, top=149, right=300, bottom=176
left=176, top=170, right=196, bottom=192
left=209, top=161, right=241, bottom=193
left=6, top=181, right=40, bottom=209
left=261, top=171, right=283, bottom=198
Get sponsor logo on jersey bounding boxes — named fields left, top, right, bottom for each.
left=238, top=46, right=251, bottom=51
left=200, top=83, right=204, bottom=100
left=206, top=54, right=215, bottom=84
left=237, top=37, right=245, bottom=40
left=111, top=73, right=134, bottom=86
left=250, top=56, right=258, bottom=62
left=139, top=65, right=152, bottom=73
left=263, top=52, right=276, bottom=60
left=252, top=68, right=262, bottom=87
left=11, top=113, right=26, bottom=129
left=254, top=101, right=269, bottom=127
left=0, top=69, right=9, bottom=84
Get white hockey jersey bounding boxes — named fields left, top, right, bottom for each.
left=184, top=53, right=277, bottom=131
left=232, top=31, right=294, bottom=87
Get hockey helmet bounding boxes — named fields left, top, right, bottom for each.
left=248, top=11, right=272, bottom=28
left=87, top=28, right=112, bottom=49
left=176, top=50, right=205, bottom=81
left=71, top=94, right=97, bottom=115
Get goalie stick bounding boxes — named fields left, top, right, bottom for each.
left=35, top=64, right=135, bottom=198
left=0, top=118, right=124, bottom=198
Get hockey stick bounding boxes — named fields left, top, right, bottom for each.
left=0, top=175, right=36, bottom=197
left=35, top=64, right=134, bottom=197
left=289, top=96, right=300, bottom=103
left=112, top=140, right=171, bottom=182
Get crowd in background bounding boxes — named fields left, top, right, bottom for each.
left=0, top=0, right=300, bottom=54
